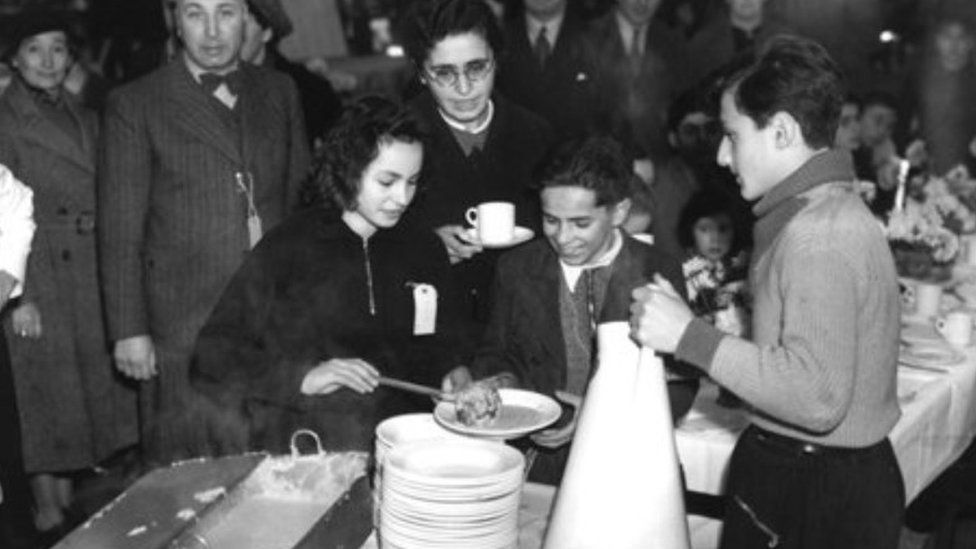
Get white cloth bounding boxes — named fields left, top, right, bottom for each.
left=0, top=164, right=34, bottom=298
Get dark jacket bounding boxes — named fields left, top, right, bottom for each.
left=685, top=8, right=794, bottom=87
left=404, top=91, right=553, bottom=324
left=584, top=13, right=690, bottom=160
left=190, top=210, right=464, bottom=453
left=497, top=11, right=602, bottom=141
left=472, top=234, right=697, bottom=406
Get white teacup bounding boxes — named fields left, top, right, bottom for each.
left=912, top=282, right=944, bottom=318
left=936, top=311, right=973, bottom=348
left=465, top=201, right=515, bottom=246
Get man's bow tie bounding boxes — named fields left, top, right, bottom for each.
left=199, top=71, right=242, bottom=95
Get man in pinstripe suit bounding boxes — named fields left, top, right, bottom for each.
left=97, top=0, right=309, bottom=463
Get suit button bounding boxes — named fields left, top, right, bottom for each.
left=61, top=250, right=71, bottom=261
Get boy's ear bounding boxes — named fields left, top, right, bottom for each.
left=770, top=111, right=801, bottom=149
left=611, top=198, right=633, bottom=226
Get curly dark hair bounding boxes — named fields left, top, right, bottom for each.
left=303, top=96, right=426, bottom=213
left=402, top=0, right=504, bottom=69
left=677, top=191, right=742, bottom=253
left=719, top=34, right=844, bottom=150
left=536, top=136, right=633, bottom=207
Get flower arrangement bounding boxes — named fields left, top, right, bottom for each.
left=883, top=165, right=976, bottom=278
left=683, top=253, right=751, bottom=337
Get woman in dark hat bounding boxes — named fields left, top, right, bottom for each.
left=0, top=9, right=137, bottom=535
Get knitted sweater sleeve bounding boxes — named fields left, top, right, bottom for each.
left=676, top=241, right=858, bottom=434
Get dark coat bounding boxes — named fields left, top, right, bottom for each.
left=404, top=91, right=553, bottom=324
left=685, top=9, right=794, bottom=87
left=585, top=13, right=690, bottom=159
left=97, top=59, right=310, bottom=460
left=497, top=11, right=602, bottom=142
left=265, top=50, right=343, bottom=146
left=190, top=211, right=464, bottom=454
left=0, top=78, right=137, bottom=472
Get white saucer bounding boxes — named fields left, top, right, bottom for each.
left=461, top=227, right=535, bottom=249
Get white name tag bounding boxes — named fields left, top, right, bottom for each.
left=411, top=283, right=437, bottom=335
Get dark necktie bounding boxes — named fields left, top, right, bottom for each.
left=199, top=71, right=242, bottom=96
left=628, top=27, right=643, bottom=74
left=535, top=26, right=552, bottom=68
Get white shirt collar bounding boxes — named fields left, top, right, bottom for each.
left=614, top=12, right=646, bottom=56
left=526, top=11, right=565, bottom=46
left=439, top=99, right=495, bottom=134
left=560, top=229, right=624, bottom=290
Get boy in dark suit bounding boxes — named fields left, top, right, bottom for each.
left=443, top=136, right=698, bottom=484
left=98, top=0, right=309, bottom=464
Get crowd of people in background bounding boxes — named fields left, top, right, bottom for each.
left=0, top=0, right=974, bottom=547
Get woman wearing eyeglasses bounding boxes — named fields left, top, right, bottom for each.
left=402, top=0, right=554, bottom=338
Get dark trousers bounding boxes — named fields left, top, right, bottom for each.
left=720, top=425, right=904, bottom=549
left=0, top=331, right=33, bottom=542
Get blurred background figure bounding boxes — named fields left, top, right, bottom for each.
left=686, top=0, right=793, bottom=87
left=0, top=9, right=137, bottom=540
left=649, top=86, right=744, bottom=260
left=240, top=0, right=343, bottom=149
left=584, top=0, right=690, bottom=162
left=853, top=90, right=900, bottom=213
left=835, top=93, right=863, bottom=154
left=904, top=11, right=976, bottom=175
left=496, top=0, right=602, bottom=142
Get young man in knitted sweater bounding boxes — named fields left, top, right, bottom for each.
left=631, top=36, right=904, bottom=548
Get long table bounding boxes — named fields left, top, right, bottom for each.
left=674, top=350, right=976, bottom=547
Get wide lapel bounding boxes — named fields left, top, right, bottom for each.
left=526, top=245, right=568, bottom=368
left=64, top=94, right=97, bottom=174
left=238, top=63, right=281, bottom=174
left=8, top=79, right=92, bottom=174
left=163, top=61, right=241, bottom=165
left=601, top=236, right=647, bottom=322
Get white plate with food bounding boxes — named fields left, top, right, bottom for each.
left=434, top=388, right=561, bottom=439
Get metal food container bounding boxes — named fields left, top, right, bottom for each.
left=55, top=431, right=373, bottom=549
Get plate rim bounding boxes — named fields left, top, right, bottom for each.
left=433, top=388, right=561, bottom=439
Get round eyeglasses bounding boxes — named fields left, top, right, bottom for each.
left=423, top=58, right=495, bottom=88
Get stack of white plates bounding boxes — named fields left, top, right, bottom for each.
left=379, top=439, right=525, bottom=549
left=374, top=413, right=466, bottom=472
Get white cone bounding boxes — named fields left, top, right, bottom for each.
left=543, top=322, right=690, bottom=549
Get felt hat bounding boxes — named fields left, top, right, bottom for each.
left=247, top=0, right=294, bottom=39
left=4, top=9, right=73, bottom=61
